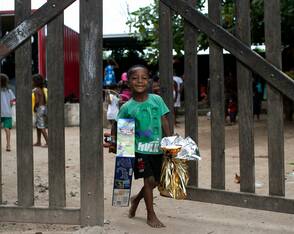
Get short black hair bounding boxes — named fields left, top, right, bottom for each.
left=32, top=74, right=44, bottom=88
left=0, top=73, right=9, bottom=88
left=127, top=64, right=149, bottom=80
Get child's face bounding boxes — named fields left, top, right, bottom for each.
left=128, top=68, right=149, bottom=94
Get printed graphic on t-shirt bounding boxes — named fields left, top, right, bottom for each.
left=117, top=94, right=169, bottom=155
left=137, top=141, right=160, bottom=153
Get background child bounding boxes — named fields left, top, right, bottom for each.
left=105, top=88, right=120, bottom=125
left=0, top=73, right=16, bottom=152
left=173, top=74, right=183, bottom=125
left=104, top=59, right=119, bottom=87
left=106, top=64, right=171, bottom=228
left=32, top=74, right=48, bottom=147
left=227, top=97, right=237, bottom=124
left=118, top=72, right=132, bottom=104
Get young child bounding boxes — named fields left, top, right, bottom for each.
left=106, top=65, right=171, bottom=228
left=32, top=74, right=48, bottom=147
left=0, top=73, right=16, bottom=152
left=118, top=72, right=132, bottom=104
left=105, top=88, right=120, bottom=126
left=173, top=75, right=183, bottom=126
left=227, top=97, right=237, bottom=124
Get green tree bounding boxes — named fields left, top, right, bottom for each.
left=127, top=0, right=294, bottom=64
left=126, top=0, right=206, bottom=64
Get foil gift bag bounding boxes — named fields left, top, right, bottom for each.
left=159, top=136, right=201, bottom=200
left=158, top=149, right=189, bottom=199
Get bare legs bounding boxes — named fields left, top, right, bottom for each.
left=33, top=128, right=48, bottom=147
left=4, top=128, right=11, bottom=151
left=129, top=176, right=165, bottom=228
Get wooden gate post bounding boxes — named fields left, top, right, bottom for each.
left=236, top=0, right=255, bottom=193
left=184, top=0, right=198, bottom=187
left=15, top=0, right=34, bottom=208
left=265, top=0, right=285, bottom=196
left=159, top=1, right=174, bottom=133
left=47, top=0, right=66, bottom=208
left=208, top=0, right=225, bottom=190
left=80, top=0, right=104, bottom=226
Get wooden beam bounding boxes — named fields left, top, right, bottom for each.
left=0, top=0, right=76, bottom=60
left=187, top=187, right=294, bottom=214
left=265, top=0, right=285, bottom=196
left=160, top=0, right=294, bottom=101
left=236, top=0, right=255, bottom=193
left=184, top=0, right=198, bottom=186
left=80, top=0, right=104, bottom=226
left=47, top=3, right=66, bottom=208
left=159, top=1, right=174, bottom=133
left=208, top=0, right=225, bottom=190
left=0, top=206, right=80, bottom=224
left=15, top=0, right=34, bottom=208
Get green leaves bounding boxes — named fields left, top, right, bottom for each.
left=126, top=0, right=293, bottom=64
left=126, top=0, right=205, bottom=64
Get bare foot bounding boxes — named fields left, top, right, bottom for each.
left=128, top=196, right=139, bottom=218
left=6, top=145, right=11, bottom=152
left=33, top=143, right=41, bottom=147
left=147, top=213, right=165, bottom=228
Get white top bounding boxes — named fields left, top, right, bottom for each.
left=1, top=88, right=15, bottom=117
left=107, top=94, right=119, bottom=120
left=173, top=76, right=183, bottom=107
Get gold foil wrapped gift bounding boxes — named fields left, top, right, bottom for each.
left=158, top=146, right=189, bottom=200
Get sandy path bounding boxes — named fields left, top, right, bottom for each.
left=1, top=115, right=294, bottom=233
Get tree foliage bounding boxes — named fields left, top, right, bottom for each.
left=126, top=0, right=206, bottom=64
left=126, top=0, right=294, bottom=64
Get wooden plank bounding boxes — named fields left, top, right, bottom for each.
left=0, top=206, right=80, bottom=224
left=184, top=0, right=198, bottom=186
left=187, top=187, right=294, bottom=214
left=208, top=0, right=225, bottom=189
left=159, top=1, right=174, bottom=133
left=47, top=7, right=66, bottom=208
left=80, top=0, right=104, bottom=226
left=15, top=0, right=34, bottom=208
left=236, top=0, right=255, bottom=193
left=0, top=0, right=76, bottom=60
left=264, top=0, right=285, bottom=196
left=160, top=0, right=294, bottom=101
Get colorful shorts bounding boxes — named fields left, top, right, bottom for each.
left=35, top=105, right=47, bottom=129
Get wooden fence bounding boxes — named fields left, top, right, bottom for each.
left=0, top=0, right=102, bottom=226
left=0, top=0, right=293, bottom=227
left=159, top=0, right=294, bottom=214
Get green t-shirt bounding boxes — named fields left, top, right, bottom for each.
left=117, top=94, right=169, bottom=154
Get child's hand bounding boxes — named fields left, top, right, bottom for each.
left=103, top=132, right=116, bottom=153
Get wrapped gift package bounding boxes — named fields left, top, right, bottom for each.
left=159, top=136, right=201, bottom=200
left=112, top=119, right=135, bottom=207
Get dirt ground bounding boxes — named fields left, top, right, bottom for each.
left=1, top=114, right=294, bottom=233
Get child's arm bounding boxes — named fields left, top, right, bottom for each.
left=33, top=89, right=40, bottom=112
left=173, top=81, right=178, bottom=101
left=34, top=89, right=41, bottom=106
left=161, top=114, right=171, bottom=137
left=105, top=92, right=111, bottom=105
left=111, top=121, right=117, bottom=138
left=9, top=89, right=16, bottom=105
left=103, top=121, right=117, bottom=153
